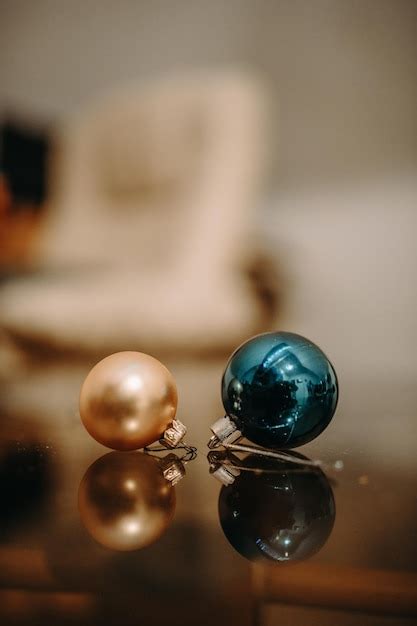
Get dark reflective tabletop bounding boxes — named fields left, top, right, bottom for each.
left=1, top=358, right=417, bottom=626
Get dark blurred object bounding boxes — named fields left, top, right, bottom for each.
left=0, top=118, right=50, bottom=269
left=0, top=440, right=54, bottom=540
left=0, top=118, right=49, bottom=210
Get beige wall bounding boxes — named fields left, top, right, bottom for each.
left=1, top=0, right=416, bottom=187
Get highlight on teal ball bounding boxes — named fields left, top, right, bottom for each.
left=221, top=331, right=338, bottom=449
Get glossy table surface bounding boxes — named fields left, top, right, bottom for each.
left=0, top=356, right=416, bottom=626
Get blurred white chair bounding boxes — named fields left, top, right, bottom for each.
left=0, top=70, right=273, bottom=355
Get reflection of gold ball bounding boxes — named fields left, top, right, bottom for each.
left=79, top=352, right=178, bottom=450
left=78, top=451, right=176, bottom=551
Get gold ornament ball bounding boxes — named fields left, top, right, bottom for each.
left=79, top=351, right=178, bottom=450
left=78, top=451, right=176, bottom=551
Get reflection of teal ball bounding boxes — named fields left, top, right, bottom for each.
left=222, top=332, right=338, bottom=449
left=218, top=453, right=335, bottom=562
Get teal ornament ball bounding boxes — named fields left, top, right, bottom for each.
left=221, top=332, right=338, bottom=449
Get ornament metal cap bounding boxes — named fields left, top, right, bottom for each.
left=208, top=415, right=242, bottom=449
left=160, top=419, right=187, bottom=449
left=159, top=453, right=187, bottom=486
left=210, top=462, right=241, bottom=486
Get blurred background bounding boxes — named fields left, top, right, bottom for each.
left=1, top=0, right=416, bottom=369
left=0, top=1, right=416, bottom=625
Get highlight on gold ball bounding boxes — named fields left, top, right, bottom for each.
left=78, top=449, right=193, bottom=551
left=79, top=351, right=186, bottom=451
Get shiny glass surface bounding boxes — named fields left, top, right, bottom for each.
left=222, top=332, right=338, bottom=448
left=0, top=356, right=416, bottom=626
